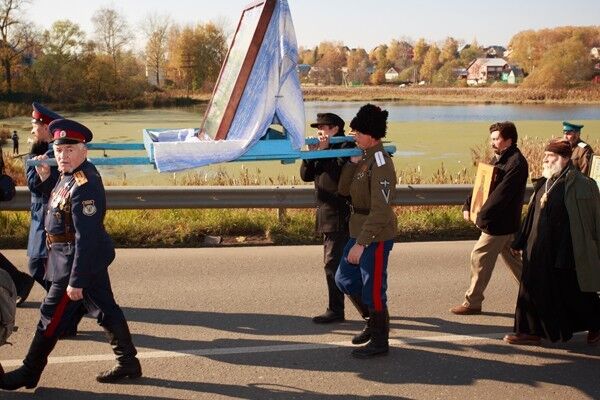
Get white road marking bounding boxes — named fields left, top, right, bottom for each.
left=0, top=332, right=505, bottom=367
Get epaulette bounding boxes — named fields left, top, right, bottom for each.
left=73, top=170, right=88, bottom=186
left=578, top=142, right=588, bottom=149
left=374, top=151, right=386, bottom=167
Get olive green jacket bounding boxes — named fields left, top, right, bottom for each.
left=564, top=166, right=600, bottom=291
left=338, top=143, right=397, bottom=246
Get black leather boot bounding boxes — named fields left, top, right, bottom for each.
left=0, top=330, right=58, bottom=390
left=313, top=274, right=345, bottom=323
left=348, top=294, right=371, bottom=344
left=96, top=321, right=142, bottom=383
left=351, top=308, right=389, bottom=358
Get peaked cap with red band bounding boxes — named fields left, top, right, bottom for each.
left=48, top=119, right=93, bottom=145
left=31, top=102, right=63, bottom=125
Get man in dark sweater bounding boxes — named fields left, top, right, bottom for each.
left=300, top=113, right=353, bottom=323
left=451, top=121, right=529, bottom=315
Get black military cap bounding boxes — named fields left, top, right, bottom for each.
left=49, top=119, right=93, bottom=144
left=31, top=102, right=63, bottom=125
left=310, top=113, right=345, bottom=130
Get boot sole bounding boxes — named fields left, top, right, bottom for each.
left=351, top=349, right=389, bottom=359
left=96, top=371, right=142, bottom=383
left=351, top=336, right=371, bottom=345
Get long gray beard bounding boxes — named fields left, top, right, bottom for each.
left=542, top=162, right=563, bottom=179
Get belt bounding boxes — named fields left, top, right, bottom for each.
left=349, top=204, right=370, bottom=215
left=46, top=233, right=75, bottom=244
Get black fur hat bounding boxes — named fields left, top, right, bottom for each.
left=349, top=104, right=388, bottom=139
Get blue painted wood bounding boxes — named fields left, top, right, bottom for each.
left=87, top=143, right=146, bottom=150
left=26, top=129, right=396, bottom=167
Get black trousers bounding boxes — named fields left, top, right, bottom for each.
left=38, top=268, right=126, bottom=339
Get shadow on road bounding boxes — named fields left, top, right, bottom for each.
left=0, top=380, right=408, bottom=400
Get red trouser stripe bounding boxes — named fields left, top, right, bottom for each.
left=44, top=292, right=70, bottom=338
left=372, top=241, right=384, bottom=311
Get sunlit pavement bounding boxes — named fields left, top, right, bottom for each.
left=2, top=243, right=598, bottom=399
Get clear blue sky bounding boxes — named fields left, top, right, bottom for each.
left=25, top=0, right=600, bottom=50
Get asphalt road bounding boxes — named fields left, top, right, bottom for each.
left=1, top=242, right=599, bottom=399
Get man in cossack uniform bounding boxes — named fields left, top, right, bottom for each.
left=26, top=103, right=85, bottom=335
left=26, top=103, right=62, bottom=294
left=562, top=121, right=594, bottom=176
left=0, top=119, right=142, bottom=391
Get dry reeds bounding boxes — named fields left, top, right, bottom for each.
left=302, top=85, right=600, bottom=104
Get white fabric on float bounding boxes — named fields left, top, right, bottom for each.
left=152, top=0, right=304, bottom=172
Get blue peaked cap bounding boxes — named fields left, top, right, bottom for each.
left=562, top=121, right=584, bottom=132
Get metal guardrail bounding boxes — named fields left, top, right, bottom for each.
left=1, top=185, right=534, bottom=211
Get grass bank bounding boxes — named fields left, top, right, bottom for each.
left=302, top=86, right=600, bottom=104
left=0, top=206, right=478, bottom=249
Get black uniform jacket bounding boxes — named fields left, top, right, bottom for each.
left=463, top=144, right=529, bottom=235
left=300, top=132, right=353, bottom=233
left=43, top=161, right=114, bottom=288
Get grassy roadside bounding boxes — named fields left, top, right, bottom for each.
left=0, top=206, right=479, bottom=249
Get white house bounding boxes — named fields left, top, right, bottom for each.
left=385, top=67, right=399, bottom=82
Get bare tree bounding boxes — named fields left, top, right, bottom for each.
left=92, top=6, right=132, bottom=79
left=140, top=13, right=170, bottom=87
left=0, top=0, right=34, bottom=93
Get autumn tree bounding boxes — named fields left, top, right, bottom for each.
left=386, top=39, right=413, bottom=71
left=412, top=38, right=429, bottom=66
left=0, top=0, right=35, bottom=93
left=33, top=20, right=85, bottom=97
left=168, top=22, right=227, bottom=91
left=141, top=13, right=171, bottom=87
left=298, top=46, right=315, bottom=65
left=92, top=7, right=132, bottom=80
left=369, top=44, right=389, bottom=84
left=522, top=36, right=593, bottom=88
left=311, top=41, right=346, bottom=85
left=459, top=39, right=484, bottom=67
left=508, top=26, right=600, bottom=76
left=346, top=48, right=370, bottom=85
left=440, top=37, right=459, bottom=64
left=419, top=45, right=441, bottom=83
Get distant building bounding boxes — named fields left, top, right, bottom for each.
left=384, top=67, right=399, bottom=81
left=453, top=68, right=468, bottom=80
left=466, top=58, right=509, bottom=85
left=297, top=64, right=312, bottom=79
left=484, top=46, right=506, bottom=58
left=503, top=67, right=524, bottom=84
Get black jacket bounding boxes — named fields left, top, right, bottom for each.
left=300, top=133, right=353, bottom=233
left=463, top=144, right=529, bottom=235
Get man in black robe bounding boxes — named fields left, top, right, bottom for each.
left=505, top=139, right=600, bottom=345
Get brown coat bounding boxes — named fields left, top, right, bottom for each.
left=338, top=143, right=397, bottom=246
left=571, top=140, right=594, bottom=176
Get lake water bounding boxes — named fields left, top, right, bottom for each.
left=2, top=102, right=599, bottom=184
